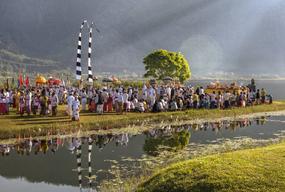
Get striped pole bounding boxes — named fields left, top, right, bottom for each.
left=87, top=23, right=93, bottom=84
left=76, top=20, right=88, bottom=81
left=76, top=142, right=82, bottom=190
left=88, top=137, right=93, bottom=188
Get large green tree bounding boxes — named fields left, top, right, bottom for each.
left=143, top=49, right=191, bottom=83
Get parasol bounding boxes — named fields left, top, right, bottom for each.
left=35, top=75, right=47, bottom=85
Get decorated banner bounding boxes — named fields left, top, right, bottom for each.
left=75, top=20, right=99, bottom=84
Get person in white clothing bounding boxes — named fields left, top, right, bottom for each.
left=72, top=95, right=80, bottom=121
left=122, top=91, right=129, bottom=112
left=51, top=92, right=59, bottom=116
left=148, top=86, right=156, bottom=108
left=25, top=91, right=32, bottom=115
left=81, top=92, right=87, bottom=111
left=66, top=92, right=74, bottom=117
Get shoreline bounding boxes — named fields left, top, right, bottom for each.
left=0, top=101, right=285, bottom=143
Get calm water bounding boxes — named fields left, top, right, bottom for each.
left=0, top=80, right=285, bottom=192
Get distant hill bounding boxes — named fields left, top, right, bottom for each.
left=0, top=49, right=59, bottom=75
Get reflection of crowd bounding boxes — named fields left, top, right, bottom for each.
left=0, top=133, right=131, bottom=157
left=0, top=117, right=267, bottom=157
left=145, top=117, right=266, bottom=138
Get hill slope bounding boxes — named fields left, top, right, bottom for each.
left=137, top=142, right=285, bottom=192
left=0, top=49, right=59, bottom=75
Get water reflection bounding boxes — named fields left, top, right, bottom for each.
left=0, top=117, right=267, bottom=157
left=0, top=116, right=279, bottom=191
left=143, top=129, right=190, bottom=156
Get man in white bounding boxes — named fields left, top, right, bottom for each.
left=166, top=86, right=171, bottom=100
left=25, top=91, right=32, bottom=115
left=142, top=84, right=148, bottom=101
left=199, top=87, right=205, bottom=95
left=210, top=91, right=217, bottom=109
left=128, top=87, right=133, bottom=98
left=223, top=91, right=231, bottom=109
left=102, top=89, right=109, bottom=112
left=148, top=86, right=156, bottom=108
left=117, top=92, right=124, bottom=114
left=81, top=91, right=87, bottom=111
left=72, top=94, right=80, bottom=121
left=66, top=92, right=75, bottom=117
left=122, top=91, right=129, bottom=112
left=51, top=92, right=59, bottom=116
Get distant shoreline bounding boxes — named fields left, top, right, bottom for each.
left=190, top=78, right=285, bottom=81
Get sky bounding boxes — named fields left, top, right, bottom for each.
left=0, top=0, right=285, bottom=75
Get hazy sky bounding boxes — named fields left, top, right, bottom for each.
left=1, top=0, right=285, bottom=75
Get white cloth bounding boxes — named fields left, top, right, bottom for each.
left=122, top=93, right=129, bottom=103
left=72, top=99, right=80, bottom=120
left=66, top=95, right=74, bottom=116
left=81, top=97, right=87, bottom=111
left=51, top=95, right=59, bottom=107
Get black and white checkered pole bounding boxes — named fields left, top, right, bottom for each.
left=76, top=143, right=82, bottom=190
left=87, top=23, right=93, bottom=84
left=76, top=20, right=99, bottom=84
left=76, top=20, right=88, bottom=81
left=88, top=137, right=93, bottom=188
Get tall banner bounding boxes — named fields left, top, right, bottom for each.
left=18, top=70, right=23, bottom=88
left=25, top=75, right=30, bottom=87
left=75, top=20, right=99, bottom=85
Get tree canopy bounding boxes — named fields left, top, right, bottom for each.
left=143, top=49, right=191, bottom=83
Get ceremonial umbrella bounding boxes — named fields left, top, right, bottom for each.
left=35, top=75, right=47, bottom=85
left=163, top=76, right=173, bottom=81
left=102, top=77, right=113, bottom=83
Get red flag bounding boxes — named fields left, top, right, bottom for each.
left=18, top=71, right=23, bottom=87
left=25, top=76, right=29, bottom=87
left=6, top=79, right=9, bottom=89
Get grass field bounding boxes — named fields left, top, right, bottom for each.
left=0, top=101, right=285, bottom=139
left=136, top=141, right=285, bottom=192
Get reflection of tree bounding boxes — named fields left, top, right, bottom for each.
left=143, top=130, right=191, bottom=156
left=256, top=116, right=266, bottom=125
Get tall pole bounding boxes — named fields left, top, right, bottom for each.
left=76, top=20, right=88, bottom=82
left=87, top=23, right=93, bottom=84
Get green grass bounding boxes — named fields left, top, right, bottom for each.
left=0, top=101, right=285, bottom=140
left=137, top=142, right=285, bottom=192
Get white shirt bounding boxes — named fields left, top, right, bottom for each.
left=117, top=93, right=124, bottom=102
left=224, top=93, right=231, bottom=101
left=123, top=93, right=129, bottom=103
left=67, top=95, right=75, bottom=106
left=72, top=99, right=80, bottom=111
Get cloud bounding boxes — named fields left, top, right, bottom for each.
left=180, top=35, right=224, bottom=74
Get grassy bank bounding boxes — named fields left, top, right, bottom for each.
left=0, top=101, right=285, bottom=139
left=137, top=141, right=285, bottom=192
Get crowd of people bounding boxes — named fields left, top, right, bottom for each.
left=0, top=81, right=272, bottom=121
